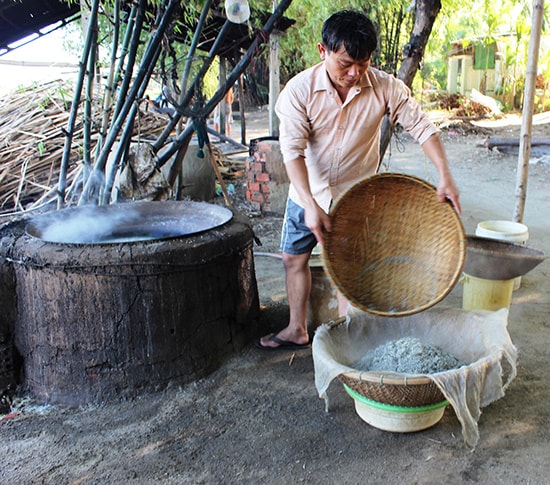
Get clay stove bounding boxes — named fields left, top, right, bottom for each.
left=0, top=201, right=259, bottom=405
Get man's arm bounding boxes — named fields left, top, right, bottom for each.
left=421, top=134, right=462, bottom=214
left=284, top=157, right=332, bottom=246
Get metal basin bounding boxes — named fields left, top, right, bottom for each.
left=26, top=200, right=233, bottom=244
left=464, top=235, right=546, bottom=280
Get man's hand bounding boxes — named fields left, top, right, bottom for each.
left=304, top=202, right=332, bottom=246
left=437, top=174, right=461, bottom=215
left=420, top=134, right=461, bottom=215
left=284, top=156, right=333, bottom=243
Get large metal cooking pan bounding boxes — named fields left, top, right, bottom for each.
left=26, top=201, right=233, bottom=244
left=464, top=235, right=546, bottom=280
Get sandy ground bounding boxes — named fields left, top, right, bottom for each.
left=1, top=111, right=550, bottom=484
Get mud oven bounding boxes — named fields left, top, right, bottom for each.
left=0, top=201, right=259, bottom=405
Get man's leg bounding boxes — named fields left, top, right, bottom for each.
left=258, top=251, right=312, bottom=348
left=257, top=198, right=317, bottom=349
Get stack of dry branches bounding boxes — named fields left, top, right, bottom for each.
left=0, top=80, right=78, bottom=214
left=0, top=80, right=173, bottom=216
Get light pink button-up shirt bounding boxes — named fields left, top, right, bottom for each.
left=275, top=63, right=438, bottom=212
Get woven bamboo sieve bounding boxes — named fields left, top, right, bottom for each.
left=323, top=173, right=466, bottom=317
left=325, top=318, right=447, bottom=407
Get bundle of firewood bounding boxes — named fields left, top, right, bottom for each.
left=0, top=80, right=77, bottom=214
left=0, top=80, right=172, bottom=216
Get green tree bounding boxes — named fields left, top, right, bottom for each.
left=258, top=0, right=414, bottom=82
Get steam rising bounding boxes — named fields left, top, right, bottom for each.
left=36, top=206, right=141, bottom=244
left=26, top=201, right=233, bottom=244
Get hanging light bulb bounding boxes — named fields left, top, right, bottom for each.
left=224, top=0, right=250, bottom=24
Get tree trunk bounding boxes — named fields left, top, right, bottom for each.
left=379, top=0, right=441, bottom=162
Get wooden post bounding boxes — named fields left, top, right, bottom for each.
left=513, top=0, right=545, bottom=223
left=238, top=74, right=246, bottom=144
left=269, top=1, right=280, bottom=137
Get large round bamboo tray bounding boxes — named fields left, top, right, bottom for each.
left=323, top=173, right=466, bottom=317
left=326, top=317, right=447, bottom=407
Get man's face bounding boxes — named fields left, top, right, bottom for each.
left=318, top=44, right=370, bottom=90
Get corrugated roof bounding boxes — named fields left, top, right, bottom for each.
left=0, top=0, right=80, bottom=54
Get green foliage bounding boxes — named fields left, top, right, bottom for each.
left=84, top=0, right=550, bottom=112
left=203, top=57, right=221, bottom=100
left=263, top=0, right=413, bottom=82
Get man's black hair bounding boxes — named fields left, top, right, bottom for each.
left=321, top=10, right=378, bottom=60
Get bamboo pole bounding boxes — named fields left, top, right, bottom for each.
left=79, top=0, right=179, bottom=205
left=96, top=0, right=121, bottom=157
left=112, top=0, right=147, bottom=121
left=57, top=0, right=100, bottom=208
left=83, top=22, right=98, bottom=182
left=180, top=0, right=213, bottom=97
left=269, top=1, right=280, bottom=138
left=156, top=0, right=294, bottom=167
left=153, top=20, right=234, bottom=151
left=101, top=39, right=164, bottom=205
left=513, top=0, right=544, bottom=223
left=113, top=5, right=137, bottom=95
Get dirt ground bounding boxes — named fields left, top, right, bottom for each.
left=1, top=110, right=550, bottom=484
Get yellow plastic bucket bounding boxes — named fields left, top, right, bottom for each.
left=462, top=273, right=515, bottom=311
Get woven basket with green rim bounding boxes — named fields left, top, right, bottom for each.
left=323, top=173, right=466, bottom=317
left=338, top=370, right=445, bottom=407
left=325, top=318, right=447, bottom=406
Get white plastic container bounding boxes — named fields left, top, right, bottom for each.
left=475, top=220, right=529, bottom=289
left=344, top=384, right=448, bottom=433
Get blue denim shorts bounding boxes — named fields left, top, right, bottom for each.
left=280, top=198, right=318, bottom=255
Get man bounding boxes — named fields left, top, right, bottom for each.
left=256, top=10, right=461, bottom=350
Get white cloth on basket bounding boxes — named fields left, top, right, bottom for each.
left=312, top=307, right=517, bottom=450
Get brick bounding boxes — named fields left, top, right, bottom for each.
left=255, top=142, right=273, bottom=153
left=255, top=172, right=271, bottom=183
left=249, top=191, right=264, bottom=203
left=249, top=161, right=264, bottom=173
left=247, top=182, right=261, bottom=192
